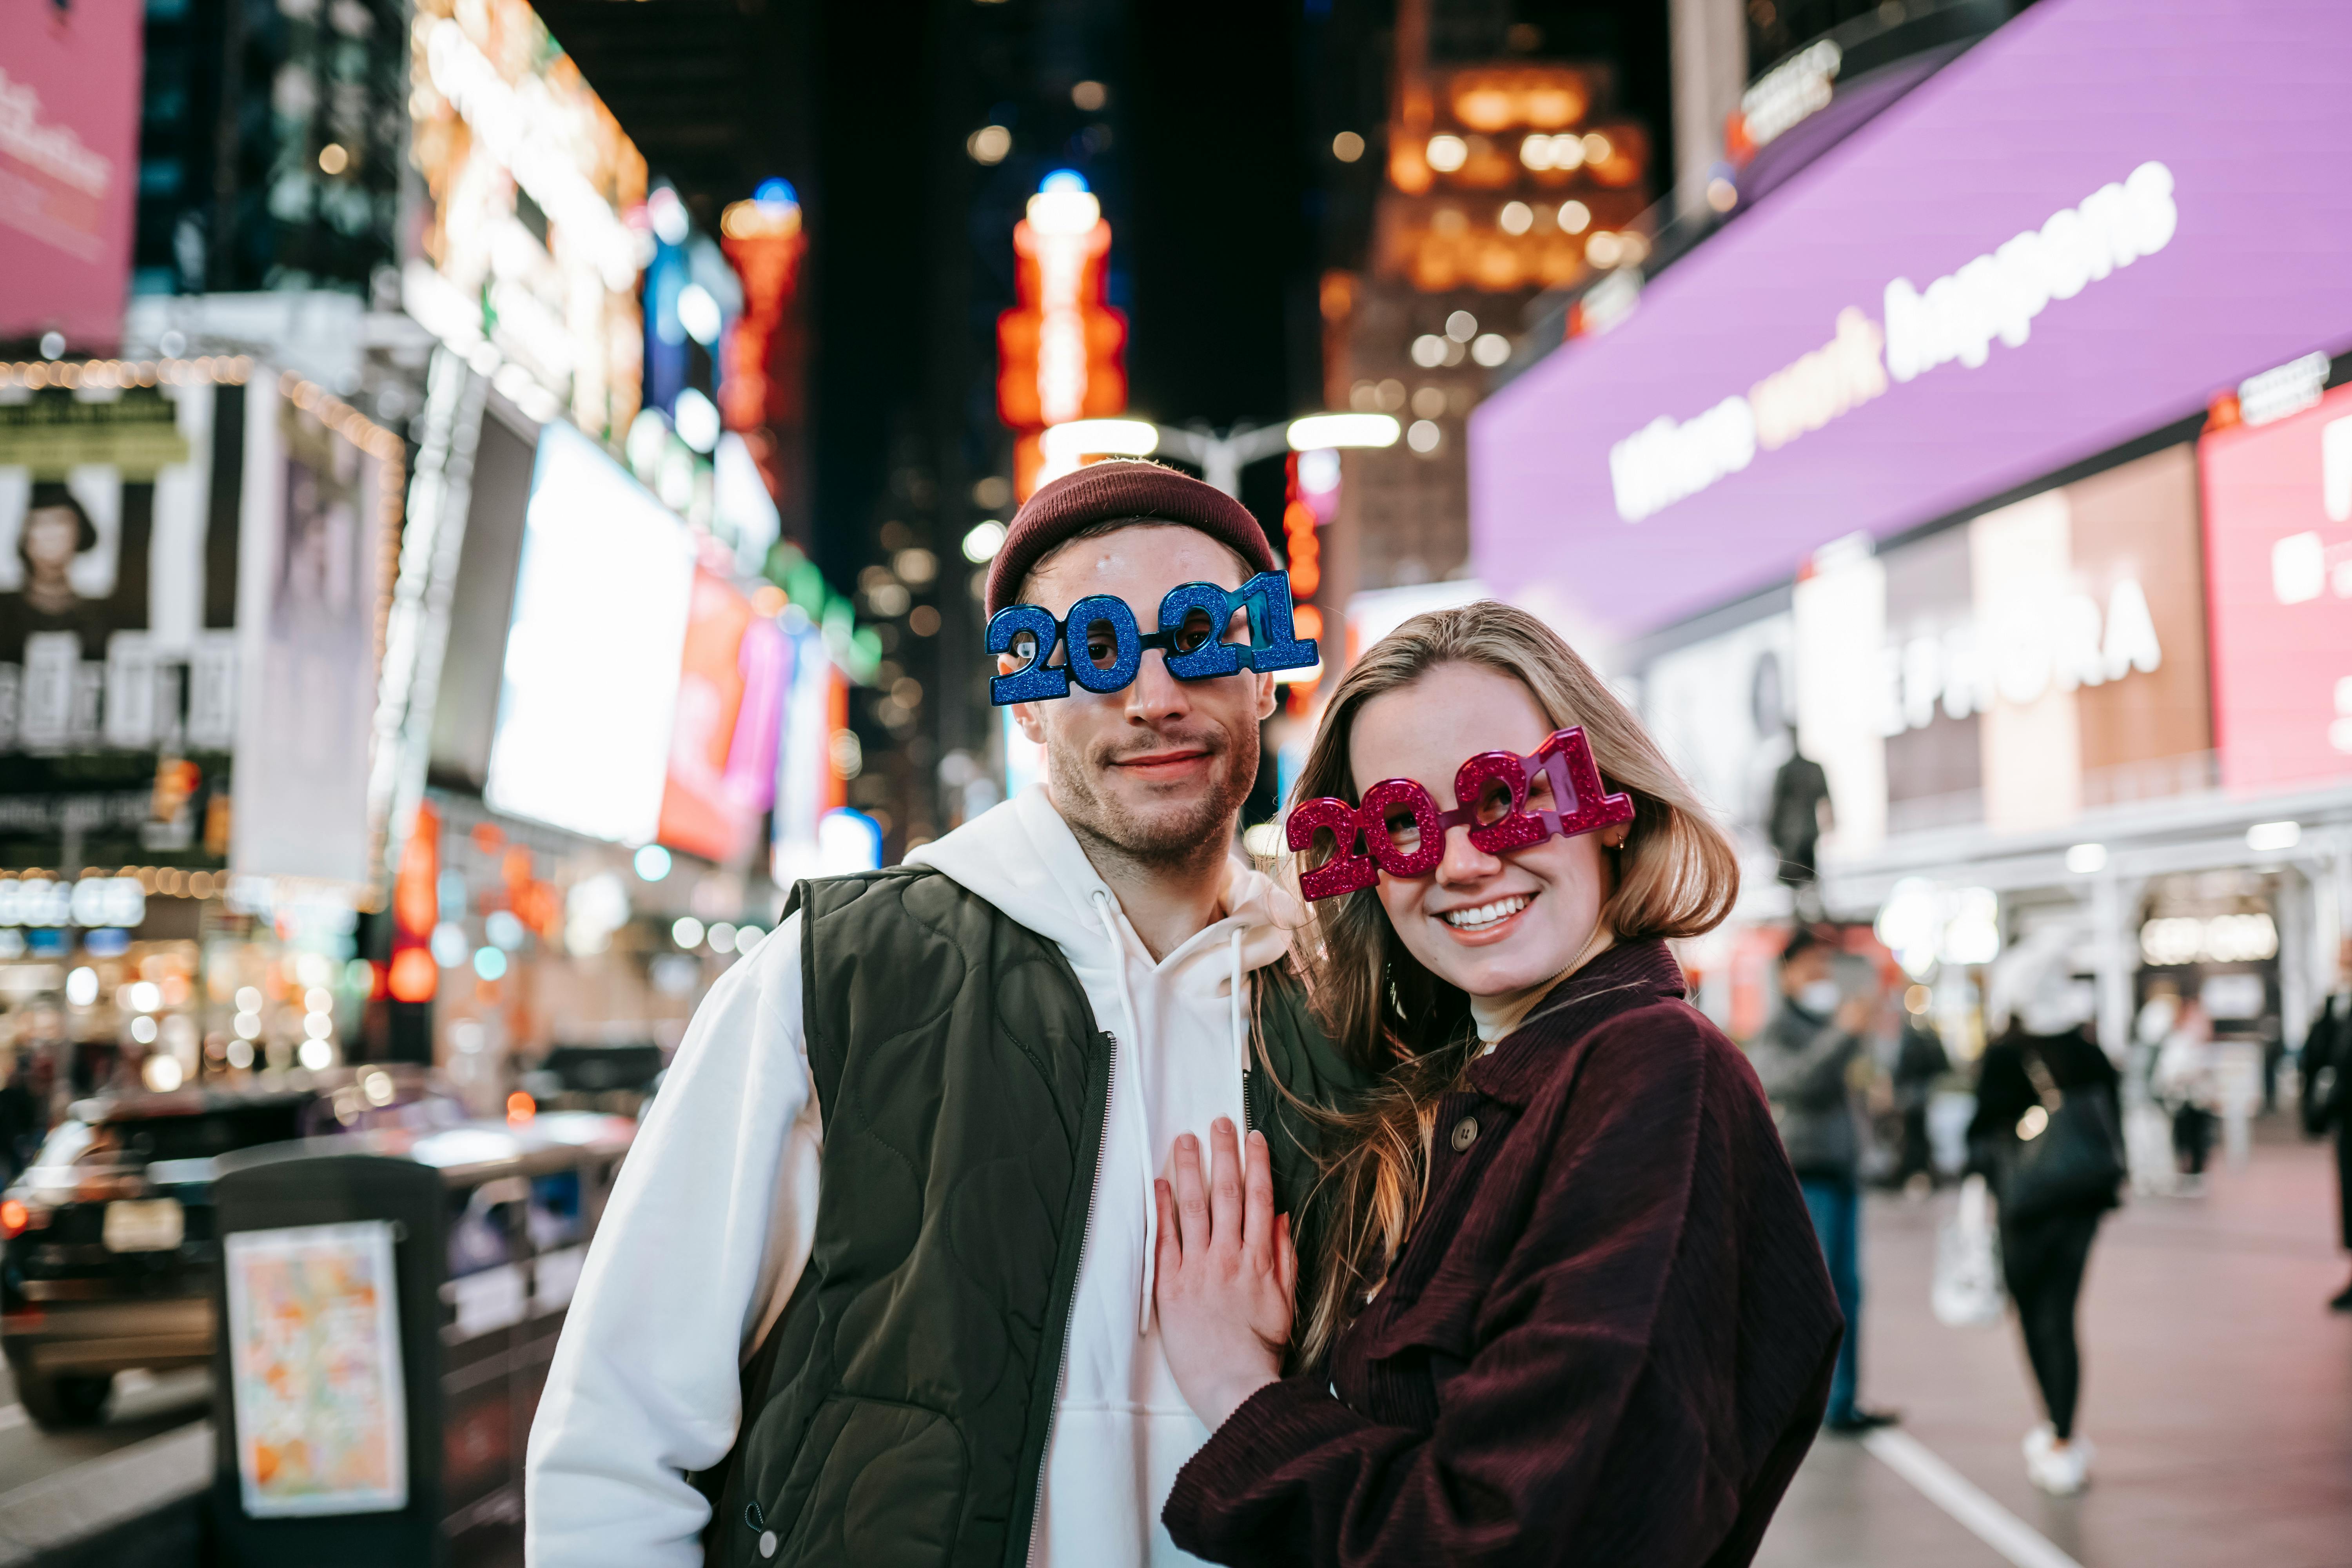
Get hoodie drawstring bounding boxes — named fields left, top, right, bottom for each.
left=1229, top=927, right=1250, bottom=1136
left=1093, top=891, right=1159, bottom=1336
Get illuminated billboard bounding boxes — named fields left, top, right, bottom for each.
left=0, top=364, right=241, bottom=868
left=484, top=421, right=694, bottom=845
left=406, top=0, right=647, bottom=441
left=0, top=0, right=140, bottom=349
left=2200, top=383, right=2352, bottom=797
left=1470, top=0, right=2352, bottom=642
left=1778, top=443, right=2212, bottom=851
left=656, top=571, right=783, bottom=864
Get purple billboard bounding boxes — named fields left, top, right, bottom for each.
left=1469, top=0, right=2352, bottom=642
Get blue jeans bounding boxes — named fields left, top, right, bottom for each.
left=1800, top=1174, right=1862, bottom=1423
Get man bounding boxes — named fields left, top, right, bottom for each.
left=526, top=461, right=1358, bottom=1567
left=1748, top=926, right=1898, bottom=1434
left=2302, top=936, right=2352, bottom=1311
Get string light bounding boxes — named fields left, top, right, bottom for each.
left=0, top=356, right=255, bottom=389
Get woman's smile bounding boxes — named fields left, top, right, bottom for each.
left=1434, top=890, right=1534, bottom=941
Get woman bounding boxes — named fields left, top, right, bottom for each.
left=1968, top=979, right=2123, bottom=1496
left=1148, top=603, right=1841, bottom=1566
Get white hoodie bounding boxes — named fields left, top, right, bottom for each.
left=525, top=784, right=1293, bottom=1567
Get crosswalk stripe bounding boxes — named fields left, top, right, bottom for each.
left=1862, top=1429, right=2085, bottom=1568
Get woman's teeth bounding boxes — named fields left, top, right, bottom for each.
left=1442, top=895, right=1528, bottom=930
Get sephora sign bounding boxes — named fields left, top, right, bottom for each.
left=1470, top=0, right=2352, bottom=641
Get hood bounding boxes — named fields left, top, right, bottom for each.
left=908, top=783, right=1299, bottom=1337
left=906, top=784, right=1295, bottom=992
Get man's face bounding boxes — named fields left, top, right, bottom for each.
left=1007, top=523, right=1276, bottom=867
left=1781, top=946, right=1831, bottom=996
left=23, top=508, right=80, bottom=572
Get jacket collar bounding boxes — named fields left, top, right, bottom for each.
left=1465, top=939, right=1688, bottom=1106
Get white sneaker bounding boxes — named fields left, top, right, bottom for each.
left=2026, top=1431, right=2093, bottom=1495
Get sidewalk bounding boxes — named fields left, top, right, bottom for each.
left=1755, top=1126, right=2352, bottom=1568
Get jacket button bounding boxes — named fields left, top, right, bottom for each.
left=1450, top=1115, right=1479, bottom=1152
left=759, top=1529, right=778, bottom=1558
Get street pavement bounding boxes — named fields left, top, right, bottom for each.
left=0, top=1132, right=2339, bottom=1564
left=0, top=1364, right=208, bottom=1501
left=1755, top=1122, right=2352, bottom=1568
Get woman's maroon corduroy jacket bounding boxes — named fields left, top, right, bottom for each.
left=1163, top=940, right=1842, bottom=1568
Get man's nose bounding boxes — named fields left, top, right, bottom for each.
left=1124, top=648, right=1193, bottom=720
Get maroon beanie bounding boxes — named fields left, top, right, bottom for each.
left=984, top=459, right=1278, bottom=616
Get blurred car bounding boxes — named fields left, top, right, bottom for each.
left=0, top=1066, right=461, bottom=1428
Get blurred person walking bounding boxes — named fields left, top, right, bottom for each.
left=526, top=463, right=1364, bottom=1568
left=1970, top=963, right=2124, bottom=1496
left=1146, top=603, right=1840, bottom=1567
left=2154, top=998, right=2219, bottom=1188
left=1750, top=928, right=1899, bottom=1433
left=2301, top=937, right=2352, bottom=1311
left=1891, top=1004, right=1950, bottom=1192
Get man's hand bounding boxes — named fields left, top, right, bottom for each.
left=1834, top=996, right=1872, bottom=1035
left=1153, top=1118, right=1294, bottom=1430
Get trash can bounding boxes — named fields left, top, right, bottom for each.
left=207, top=1112, right=634, bottom=1566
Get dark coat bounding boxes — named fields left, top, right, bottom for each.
left=1162, top=940, right=1841, bottom=1568
left=1745, top=997, right=1864, bottom=1179
left=2303, top=993, right=2352, bottom=1139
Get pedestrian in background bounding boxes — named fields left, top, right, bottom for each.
left=1970, top=966, right=2123, bottom=1497
left=2301, top=936, right=2352, bottom=1312
left=1751, top=927, right=1900, bottom=1434
left=1891, top=1003, right=1951, bottom=1193
left=2154, top=998, right=2219, bottom=1189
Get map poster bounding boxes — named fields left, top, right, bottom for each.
left=223, top=1219, right=408, bottom=1517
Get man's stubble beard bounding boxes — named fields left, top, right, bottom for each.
left=1046, top=719, right=1259, bottom=879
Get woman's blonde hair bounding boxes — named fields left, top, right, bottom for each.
left=1283, top=600, right=1737, bottom=1363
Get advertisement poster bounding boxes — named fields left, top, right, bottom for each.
left=223, top=1219, right=408, bottom=1518
left=656, top=572, right=782, bottom=863
left=0, top=377, right=242, bottom=866
left=229, top=379, right=397, bottom=886
left=2201, top=382, right=2352, bottom=796
left=0, top=0, right=142, bottom=348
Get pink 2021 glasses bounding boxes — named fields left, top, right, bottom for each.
left=1285, top=726, right=1635, bottom=902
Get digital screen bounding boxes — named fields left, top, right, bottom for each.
left=2200, top=382, right=2352, bottom=796
left=655, top=570, right=782, bottom=863
left=484, top=421, right=695, bottom=845
left=1470, top=0, right=2352, bottom=642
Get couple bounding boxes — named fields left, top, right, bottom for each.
left=526, top=463, right=1840, bottom=1567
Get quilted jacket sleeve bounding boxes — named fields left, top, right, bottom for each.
left=524, top=915, right=822, bottom=1568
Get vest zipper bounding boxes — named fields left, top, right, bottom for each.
left=1024, top=1028, right=1114, bottom=1567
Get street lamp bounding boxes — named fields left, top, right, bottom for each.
left=1035, top=412, right=1399, bottom=496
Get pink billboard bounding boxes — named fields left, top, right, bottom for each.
left=0, top=0, right=143, bottom=350
left=2200, top=385, right=2352, bottom=797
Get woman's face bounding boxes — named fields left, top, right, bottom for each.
left=23, top=508, right=81, bottom=573
left=1348, top=661, right=1619, bottom=1002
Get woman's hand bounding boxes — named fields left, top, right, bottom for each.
left=1154, top=1118, right=1296, bottom=1430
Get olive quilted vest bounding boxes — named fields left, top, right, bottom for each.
left=699, top=867, right=1355, bottom=1568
